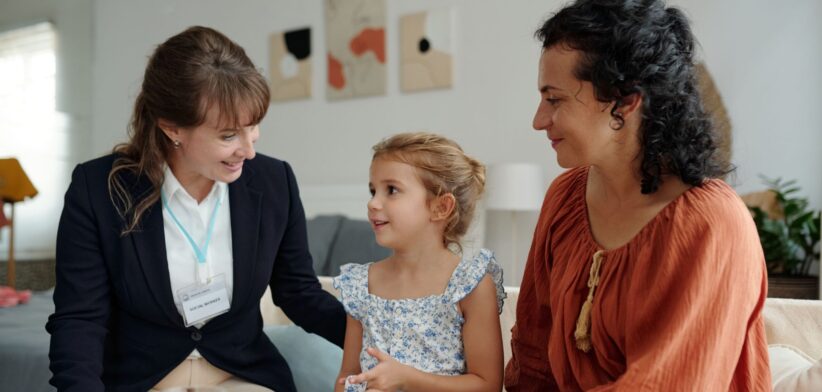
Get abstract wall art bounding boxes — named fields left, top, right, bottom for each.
left=400, top=8, right=454, bottom=92
left=269, top=27, right=312, bottom=102
left=325, top=0, right=386, bottom=100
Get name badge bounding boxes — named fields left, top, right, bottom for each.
left=178, top=273, right=230, bottom=327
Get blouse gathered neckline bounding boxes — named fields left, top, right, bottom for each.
left=363, top=256, right=468, bottom=303
left=575, top=166, right=718, bottom=253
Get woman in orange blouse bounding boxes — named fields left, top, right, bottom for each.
left=504, top=0, right=771, bottom=390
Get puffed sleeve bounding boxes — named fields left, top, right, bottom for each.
left=332, top=263, right=370, bottom=321
left=446, top=249, right=506, bottom=314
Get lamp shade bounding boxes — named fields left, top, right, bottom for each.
left=485, top=163, right=545, bottom=211
left=0, top=158, right=37, bottom=202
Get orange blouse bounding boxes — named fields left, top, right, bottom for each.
left=504, top=167, right=771, bottom=391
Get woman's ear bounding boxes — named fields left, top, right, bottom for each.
left=431, top=193, right=456, bottom=222
left=616, top=92, right=642, bottom=117
left=157, top=118, right=180, bottom=142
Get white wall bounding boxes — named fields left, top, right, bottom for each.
left=90, top=0, right=559, bottom=185
left=671, top=0, right=822, bottom=204
left=3, top=0, right=821, bottom=265
left=87, top=0, right=822, bottom=284
left=89, top=0, right=822, bottom=206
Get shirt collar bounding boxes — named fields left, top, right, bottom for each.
left=162, top=165, right=226, bottom=204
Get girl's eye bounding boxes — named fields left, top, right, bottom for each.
left=369, top=188, right=375, bottom=197
left=388, top=185, right=398, bottom=194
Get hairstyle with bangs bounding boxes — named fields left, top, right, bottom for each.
left=372, top=132, right=486, bottom=253
left=109, top=26, right=270, bottom=235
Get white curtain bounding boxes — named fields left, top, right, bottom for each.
left=0, top=22, right=69, bottom=260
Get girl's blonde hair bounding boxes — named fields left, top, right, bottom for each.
left=372, top=132, right=485, bottom=252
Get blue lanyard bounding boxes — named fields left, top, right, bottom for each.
left=161, top=188, right=223, bottom=267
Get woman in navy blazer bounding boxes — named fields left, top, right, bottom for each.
left=46, top=26, right=345, bottom=392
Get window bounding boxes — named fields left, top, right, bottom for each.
left=0, top=22, right=64, bottom=261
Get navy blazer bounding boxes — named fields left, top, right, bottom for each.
left=46, top=153, right=346, bottom=392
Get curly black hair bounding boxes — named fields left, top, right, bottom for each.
left=536, top=0, right=731, bottom=193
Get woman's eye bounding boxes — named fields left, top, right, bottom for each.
left=222, top=133, right=237, bottom=141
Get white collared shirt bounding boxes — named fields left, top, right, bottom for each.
left=161, top=165, right=234, bottom=326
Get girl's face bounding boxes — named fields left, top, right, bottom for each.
left=532, top=46, right=622, bottom=168
left=163, top=105, right=259, bottom=187
left=367, top=157, right=437, bottom=250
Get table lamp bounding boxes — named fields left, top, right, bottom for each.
left=485, top=163, right=545, bottom=284
left=0, top=158, right=38, bottom=288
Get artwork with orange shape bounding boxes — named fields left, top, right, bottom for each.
left=325, top=0, right=386, bottom=100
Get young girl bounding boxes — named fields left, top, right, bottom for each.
left=333, top=132, right=506, bottom=392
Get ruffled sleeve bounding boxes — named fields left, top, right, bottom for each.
left=332, top=263, right=370, bottom=321
left=447, top=248, right=506, bottom=314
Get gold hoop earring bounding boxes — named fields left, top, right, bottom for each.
left=609, top=113, right=624, bottom=130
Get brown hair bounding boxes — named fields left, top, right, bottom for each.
left=372, top=132, right=486, bottom=253
left=108, top=26, right=270, bottom=235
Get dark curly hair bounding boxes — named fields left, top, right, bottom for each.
left=536, top=0, right=731, bottom=193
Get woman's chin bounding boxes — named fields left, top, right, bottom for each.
left=217, top=169, right=243, bottom=184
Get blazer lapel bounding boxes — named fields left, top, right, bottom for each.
left=130, top=191, right=183, bottom=326
left=228, top=164, right=262, bottom=311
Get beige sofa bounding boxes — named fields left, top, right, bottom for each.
left=261, top=278, right=822, bottom=389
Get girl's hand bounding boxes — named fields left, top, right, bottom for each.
left=347, top=347, right=412, bottom=391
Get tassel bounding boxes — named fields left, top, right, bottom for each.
left=575, top=250, right=604, bottom=352
left=574, top=297, right=594, bottom=352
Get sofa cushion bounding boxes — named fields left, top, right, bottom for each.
left=770, top=344, right=822, bottom=391
left=763, top=298, right=822, bottom=361
left=306, top=215, right=345, bottom=275
left=264, top=325, right=342, bottom=391
left=325, top=218, right=391, bottom=276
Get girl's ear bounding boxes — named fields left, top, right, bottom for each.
left=431, top=193, right=456, bottom=222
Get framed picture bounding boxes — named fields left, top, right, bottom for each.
left=400, top=8, right=454, bottom=92
left=269, top=27, right=312, bottom=102
left=325, top=0, right=386, bottom=100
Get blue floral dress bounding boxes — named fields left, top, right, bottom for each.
left=332, top=249, right=506, bottom=392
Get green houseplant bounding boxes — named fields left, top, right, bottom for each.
left=747, top=177, right=820, bottom=298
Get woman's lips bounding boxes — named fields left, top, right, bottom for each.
left=223, top=161, right=243, bottom=171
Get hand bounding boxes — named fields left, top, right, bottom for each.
left=346, top=347, right=412, bottom=391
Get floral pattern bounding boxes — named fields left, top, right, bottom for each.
left=333, top=249, right=506, bottom=391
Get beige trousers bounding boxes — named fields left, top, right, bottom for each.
left=150, top=356, right=273, bottom=392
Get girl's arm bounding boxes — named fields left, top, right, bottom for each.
left=335, top=315, right=364, bottom=392
left=349, top=275, right=503, bottom=392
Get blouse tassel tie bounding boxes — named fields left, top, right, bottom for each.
left=575, top=250, right=605, bottom=352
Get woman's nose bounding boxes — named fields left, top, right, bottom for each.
left=533, top=104, right=552, bottom=131
left=237, top=133, right=256, bottom=160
